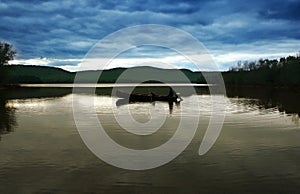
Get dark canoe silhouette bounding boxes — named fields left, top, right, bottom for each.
left=116, top=90, right=182, bottom=103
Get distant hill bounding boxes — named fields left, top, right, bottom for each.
left=4, top=53, right=300, bottom=87
left=4, top=65, right=206, bottom=84
left=4, top=65, right=74, bottom=83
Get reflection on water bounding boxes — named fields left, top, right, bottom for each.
left=0, top=86, right=299, bottom=193
left=116, top=99, right=180, bottom=114
left=226, top=86, right=300, bottom=124
left=0, top=96, right=16, bottom=139
left=0, top=88, right=71, bottom=140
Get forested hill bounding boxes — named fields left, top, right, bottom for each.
left=4, top=54, right=300, bottom=86
left=4, top=65, right=74, bottom=83
left=4, top=65, right=205, bottom=84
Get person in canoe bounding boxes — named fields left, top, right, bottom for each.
left=168, top=87, right=182, bottom=103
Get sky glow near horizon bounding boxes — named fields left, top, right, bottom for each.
left=1, top=0, right=300, bottom=71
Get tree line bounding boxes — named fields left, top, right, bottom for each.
left=223, top=53, right=300, bottom=86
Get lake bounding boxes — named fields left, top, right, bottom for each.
left=0, top=85, right=299, bottom=193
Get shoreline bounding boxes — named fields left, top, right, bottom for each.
left=225, top=84, right=300, bottom=92
left=1, top=83, right=300, bottom=92
left=0, top=84, right=21, bottom=90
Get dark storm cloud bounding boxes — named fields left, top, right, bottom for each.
left=0, top=0, right=299, bottom=70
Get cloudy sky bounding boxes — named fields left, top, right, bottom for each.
left=1, top=0, right=299, bottom=71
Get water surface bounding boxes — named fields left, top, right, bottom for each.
left=0, top=86, right=299, bottom=193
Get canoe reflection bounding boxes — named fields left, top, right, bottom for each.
left=116, top=98, right=181, bottom=115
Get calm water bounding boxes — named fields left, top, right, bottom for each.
left=0, top=86, right=299, bottom=193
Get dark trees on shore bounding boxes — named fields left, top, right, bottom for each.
left=0, top=41, right=16, bottom=85
left=225, top=53, right=300, bottom=86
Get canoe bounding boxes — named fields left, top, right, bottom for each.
left=116, top=90, right=182, bottom=103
